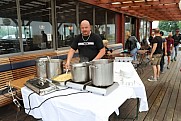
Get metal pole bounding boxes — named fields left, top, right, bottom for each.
left=76, top=2, right=79, bottom=34
left=93, top=7, right=95, bottom=33
left=51, top=0, right=57, bottom=49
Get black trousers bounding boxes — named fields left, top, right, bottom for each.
left=160, top=55, right=164, bottom=72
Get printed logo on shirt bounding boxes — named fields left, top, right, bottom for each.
left=78, top=42, right=94, bottom=46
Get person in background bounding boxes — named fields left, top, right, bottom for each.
left=160, top=31, right=167, bottom=73
left=166, top=33, right=174, bottom=69
left=125, top=31, right=138, bottom=61
left=65, top=20, right=105, bottom=69
left=141, top=35, right=150, bottom=50
left=100, top=31, right=106, bottom=40
left=41, top=30, right=48, bottom=48
left=148, top=29, right=163, bottom=81
left=171, top=29, right=181, bottom=61
left=148, top=31, right=155, bottom=47
left=102, top=39, right=113, bottom=55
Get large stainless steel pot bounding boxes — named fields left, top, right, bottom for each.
left=90, top=59, right=113, bottom=86
left=46, top=59, right=63, bottom=79
left=71, top=63, right=89, bottom=83
left=36, top=58, right=63, bottom=79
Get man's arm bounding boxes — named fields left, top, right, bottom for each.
left=65, top=48, right=76, bottom=69
left=94, top=47, right=106, bottom=60
left=150, top=43, right=157, bottom=58
left=164, top=41, right=167, bottom=56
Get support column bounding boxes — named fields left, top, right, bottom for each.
left=150, top=21, right=152, bottom=36
left=120, top=13, right=125, bottom=45
left=16, top=0, right=23, bottom=54
left=115, top=14, right=121, bottom=43
left=136, top=18, right=140, bottom=41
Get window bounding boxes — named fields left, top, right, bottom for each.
left=107, top=11, right=116, bottom=44
left=0, top=1, right=20, bottom=55
left=56, top=0, right=77, bottom=47
left=20, top=0, right=53, bottom=51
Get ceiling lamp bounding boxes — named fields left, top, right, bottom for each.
left=179, top=0, right=181, bottom=10
left=111, top=2, right=121, bottom=5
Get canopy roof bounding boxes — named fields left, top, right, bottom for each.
left=80, top=0, right=181, bottom=21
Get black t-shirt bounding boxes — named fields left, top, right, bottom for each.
left=152, top=36, right=163, bottom=54
left=172, top=34, right=181, bottom=47
left=71, top=33, right=104, bottom=61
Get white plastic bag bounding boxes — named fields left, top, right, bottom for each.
left=136, top=41, right=141, bottom=50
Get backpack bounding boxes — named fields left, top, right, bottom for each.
left=136, top=41, right=141, bottom=49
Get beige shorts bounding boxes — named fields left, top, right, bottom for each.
left=151, top=54, right=162, bottom=65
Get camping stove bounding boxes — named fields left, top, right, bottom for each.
left=25, top=78, right=58, bottom=96
left=65, top=81, right=119, bottom=96
left=85, top=82, right=119, bottom=96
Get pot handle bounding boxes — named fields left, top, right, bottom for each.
left=89, top=65, right=98, bottom=69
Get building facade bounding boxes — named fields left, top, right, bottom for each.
left=0, top=0, right=151, bottom=56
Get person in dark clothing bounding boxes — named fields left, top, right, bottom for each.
left=148, top=29, right=163, bottom=81
left=65, top=20, right=105, bottom=69
left=41, top=31, right=48, bottom=48
left=171, top=29, right=181, bottom=61
left=148, top=32, right=155, bottom=47
left=141, top=35, right=150, bottom=50
left=100, top=31, right=106, bottom=40
left=160, top=31, right=167, bottom=73
left=125, top=31, right=138, bottom=60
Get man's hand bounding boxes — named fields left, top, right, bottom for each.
left=165, top=52, right=167, bottom=56
left=65, top=62, right=70, bottom=70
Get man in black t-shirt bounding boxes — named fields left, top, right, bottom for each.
left=148, top=29, right=163, bottom=82
left=65, top=20, right=105, bottom=69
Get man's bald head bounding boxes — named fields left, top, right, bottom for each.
left=80, top=20, right=91, bottom=36
left=80, top=20, right=90, bottom=27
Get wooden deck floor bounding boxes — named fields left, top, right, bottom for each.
left=1, top=52, right=181, bottom=121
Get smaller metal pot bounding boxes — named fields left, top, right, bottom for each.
left=71, top=63, right=89, bottom=83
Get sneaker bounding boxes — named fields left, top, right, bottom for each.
left=171, top=59, right=173, bottom=62
left=167, top=66, right=170, bottom=69
left=148, top=77, right=157, bottom=81
left=174, top=58, right=176, bottom=61
left=161, top=71, right=165, bottom=74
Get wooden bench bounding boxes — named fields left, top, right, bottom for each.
left=0, top=58, right=15, bottom=107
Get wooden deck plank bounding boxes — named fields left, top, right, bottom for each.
left=154, top=55, right=180, bottom=121
left=110, top=62, right=152, bottom=121
left=162, top=57, right=181, bottom=121
left=173, top=77, right=181, bottom=121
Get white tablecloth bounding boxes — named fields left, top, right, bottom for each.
left=21, top=62, right=148, bottom=121
left=113, top=62, right=149, bottom=112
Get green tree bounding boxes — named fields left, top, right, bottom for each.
left=158, top=21, right=179, bottom=33
left=178, top=21, right=181, bottom=29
